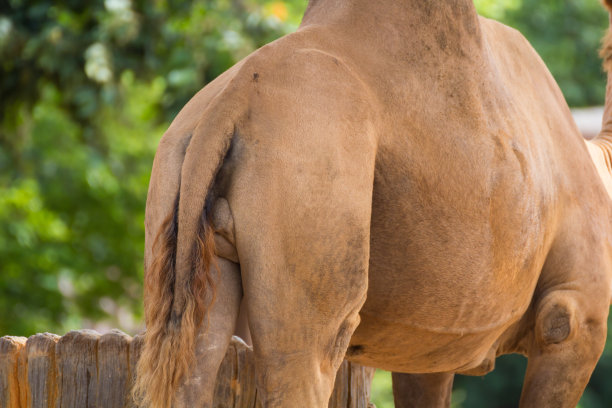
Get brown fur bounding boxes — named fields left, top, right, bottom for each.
left=132, top=197, right=217, bottom=408
left=140, top=1, right=612, bottom=406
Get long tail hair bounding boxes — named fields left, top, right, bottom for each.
left=132, top=74, right=242, bottom=406
left=132, top=195, right=218, bottom=408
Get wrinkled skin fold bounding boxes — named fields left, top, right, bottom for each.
left=134, top=1, right=612, bottom=407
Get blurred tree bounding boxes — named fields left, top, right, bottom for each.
left=0, top=0, right=306, bottom=336
left=476, top=0, right=609, bottom=107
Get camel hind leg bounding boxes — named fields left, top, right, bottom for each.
left=174, top=257, right=242, bottom=407
left=234, top=193, right=372, bottom=407
left=242, top=232, right=370, bottom=407
left=519, top=220, right=611, bottom=407
left=218, top=45, right=377, bottom=405
left=226, top=137, right=375, bottom=406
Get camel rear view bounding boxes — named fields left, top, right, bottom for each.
left=136, top=1, right=612, bottom=407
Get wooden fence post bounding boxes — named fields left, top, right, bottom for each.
left=55, top=330, right=100, bottom=408
left=126, top=333, right=144, bottom=408
left=1, top=331, right=374, bottom=407
left=96, top=330, right=132, bottom=408
left=0, top=336, right=27, bottom=408
left=26, top=333, right=60, bottom=408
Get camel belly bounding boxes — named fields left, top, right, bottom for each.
left=348, top=220, right=540, bottom=373
left=348, top=133, right=552, bottom=372
left=348, top=247, right=533, bottom=373
left=347, top=310, right=505, bottom=373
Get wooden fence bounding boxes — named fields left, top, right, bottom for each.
left=0, top=330, right=374, bottom=408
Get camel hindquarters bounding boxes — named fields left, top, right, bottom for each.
left=222, top=80, right=377, bottom=404
left=229, top=160, right=374, bottom=405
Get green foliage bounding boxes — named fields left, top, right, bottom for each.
left=475, top=0, right=609, bottom=106
left=371, top=370, right=394, bottom=408
left=452, top=355, right=526, bottom=408
left=0, top=0, right=305, bottom=336
left=2, top=1, right=612, bottom=406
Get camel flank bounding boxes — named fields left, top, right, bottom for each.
left=136, top=0, right=612, bottom=407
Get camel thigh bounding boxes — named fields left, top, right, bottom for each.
left=251, top=307, right=365, bottom=408
left=174, top=257, right=242, bottom=408
left=237, top=212, right=370, bottom=406
left=245, top=260, right=368, bottom=407
left=392, top=372, right=454, bottom=408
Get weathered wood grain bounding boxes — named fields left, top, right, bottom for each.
left=213, top=337, right=238, bottom=407
left=17, top=339, right=28, bottom=408
left=329, top=360, right=350, bottom=408
left=232, top=337, right=257, bottom=408
left=95, top=330, right=131, bottom=408
left=126, top=333, right=144, bottom=408
left=55, top=330, right=100, bottom=408
left=211, top=336, right=257, bottom=408
left=328, top=360, right=375, bottom=408
left=26, top=333, right=60, bottom=408
left=348, top=363, right=375, bottom=408
left=3, top=331, right=374, bottom=408
left=0, top=336, right=27, bottom=408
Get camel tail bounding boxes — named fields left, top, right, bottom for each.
left=133, top=82, right=245, bottom=408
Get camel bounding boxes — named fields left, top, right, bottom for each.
left=133, top=1, right=612, bottom=407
